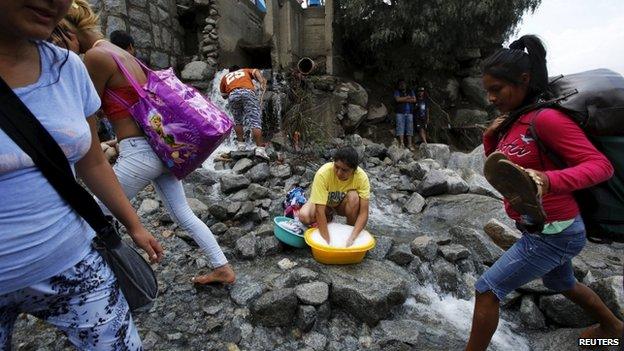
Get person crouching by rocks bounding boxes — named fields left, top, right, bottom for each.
left=220, top=65, right=269, bottom=160
left=393, top=79, right=416, bottom=150
left=298, top=147, right=370, bottom=247
left=63, top=0, right=235, bottom=286
left=465, top=35, right=623, bottom=351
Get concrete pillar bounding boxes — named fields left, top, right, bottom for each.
left=324, top=0, right=333, bottom=75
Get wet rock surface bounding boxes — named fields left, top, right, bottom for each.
left=10, top=138, right=624, bottom=351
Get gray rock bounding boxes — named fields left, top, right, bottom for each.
left=365, top=143, right=387, bottom=159
left=210, top=222, right=228, bottom=235
left=457, top=258, right=476, bottom=274
left=221, top=323, right=242, bottom=344
left=270, top=164, right=292, bottom=179
left=387, top=145, right=412, bottom=164
left=181, top=61, right=210, bottom=81
left=226, top=202, right=242, bottom=216
left=235, top=233, right=256, bottom=259
left=248, top=163, right=270, bottom=183
left=417, top=169, right=469, bottom=197
left=295, top=282, right=329, bottom=306
left=403, top=192, right=426, bottom=214
left=344, top=104, right=368, bottom=130
left=304, top=332, right=328, bottom=351
left=150, top=51, right=169, bottom=69
left=447, top=145, right=485, bottom=175
left=338, top=81, right=368, bottom=107
left=220, top=174, right=250, bottom=194
left=187, top=198, right=208, bottom=216
left=461, top=77, right=489, bottom=108
left=233, top=158, right=254, bottom=173
left=419, top=143, right=451, bottom=167
left=449, top=226, right=503, bottom=265
left=372, top=320, right=419, bottom=346
left=387, top=243, right=415, bottom=266
left=251, top=289, right=298, bottom=327
left=221, top=227, right=246, bottom=246
left=296, top=305, right=317, bottom=332
left=105, top=16, right=127, bottom=37
left=438, top=244, right=471, bottom=262
left=256, top=236, right=281, bottom=256
left=229, top=189, right=250, bottom=202
left=138, top=198, right=159, bottom=216
left=230, top=279, right=264, bottom=305
left=367, top=103, right=388, bottom=124
left=518, top=279, right=553, bottom=295
left=520, top=296, right=546, bottom=329
left=399, top=161, right=427, bottom=180
left=367, top=236, right=394, bottom=260
left=410, top=236, right=438, bottom=262
left=540, top=294, right=595, bottom=327
left=483, top=218, right=522, bottom=250
left=455, top=109, right=489, bottom=125
left=208, top=203, right=228, bottom=221
left=323, top=260, right=409, bottom=325
left=465, top=171, right=501, bottom=198
left=185, top=168, right=218, bottom=186
left=590, top=275, right=623, bottom=319
left=432, top=259, right=465, bottom=295
left=234, top=201, right=254, bottom=220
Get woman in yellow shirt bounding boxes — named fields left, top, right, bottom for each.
left=298, top=147, right=370, bottom=246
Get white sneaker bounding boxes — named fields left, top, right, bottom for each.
left=255, top=146, right=269, bottom=160
left=237, top=141, right=246, bottom=151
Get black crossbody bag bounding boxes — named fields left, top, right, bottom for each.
left=0, top=77, right=157, bottom=312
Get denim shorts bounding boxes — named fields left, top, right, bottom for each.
left=396, top=113, right=414, bottom=136
left=475, top=215, right=586, bottom=301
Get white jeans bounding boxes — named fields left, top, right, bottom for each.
left=102, top=137, right=228, bottom=267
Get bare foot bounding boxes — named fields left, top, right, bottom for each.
left=192, top=264, right=236, bottom=285
left=580, top=321, right=624, bottom=342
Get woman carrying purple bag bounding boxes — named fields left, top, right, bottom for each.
left=62, top=0, right=236, bottom=285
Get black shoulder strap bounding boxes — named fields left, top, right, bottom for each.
left=0, top=76, right=119, bottom=246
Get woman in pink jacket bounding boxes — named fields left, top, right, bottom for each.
left=466, top=35, right=623, bottom=350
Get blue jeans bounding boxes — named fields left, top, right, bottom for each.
left=0, top=249, right=142, bottom=350
left=395, top=113, right=414, bottom=136
left=101, top=137, right=228, bottom=267
left=475, top=215, right=586, bottom=300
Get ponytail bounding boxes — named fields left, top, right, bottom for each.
left=483, top=34, right=548, bottom=97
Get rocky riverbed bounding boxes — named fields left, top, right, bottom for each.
left=11, top=136, right=623, bottom=351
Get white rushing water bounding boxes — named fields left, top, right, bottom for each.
left=404, top=285, right=530, bottom=351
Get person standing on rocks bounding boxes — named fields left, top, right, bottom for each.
left=220, top=65, right=269, bottom=160
left=466, top=35, right=623, bottom=350
left=298, top=147, right=370, bottom=247
left=62, top=0, right=236, bottom=286
left=0, top=0, right=165, bottom=348
left=414, top=87, right=429, bottom=145
left=393, top=79, right=416, bottom=150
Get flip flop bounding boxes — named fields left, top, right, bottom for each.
left=484, top=152, right=547, bottom=224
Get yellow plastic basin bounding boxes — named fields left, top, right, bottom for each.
left=304, top=227, right=376, bottom=265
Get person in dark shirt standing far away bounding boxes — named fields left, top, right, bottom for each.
left=393, top=79, right=416, bottom=150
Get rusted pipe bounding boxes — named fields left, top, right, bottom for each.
left=297, top=57, right=315, bottom=75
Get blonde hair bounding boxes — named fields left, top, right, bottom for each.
left=64, top=0, right=102, bottom=33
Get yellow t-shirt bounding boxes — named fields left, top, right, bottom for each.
left=309, top=162, right=370, bottom=207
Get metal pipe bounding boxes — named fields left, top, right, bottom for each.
left=297, top=57, right=315, bottom=75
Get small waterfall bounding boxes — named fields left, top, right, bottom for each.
left=202, top=69, right=234, bottom=170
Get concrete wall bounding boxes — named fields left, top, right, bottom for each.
left=90, top=0, right=184, bottom=69
left=301, top=7, right=325, bottom=57
left=214, top=0, right=266, bottom=68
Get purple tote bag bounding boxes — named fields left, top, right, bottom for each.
left=107, top=54, right=233, bottom=179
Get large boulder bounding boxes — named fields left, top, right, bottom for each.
left=387, top=145, right=412, bottom=164
left=417, top=169, right=469, bottom=197
left=449, top=225, right=504, bottom=265
left=454, top=109, right=489, bottom=125
left=365, top=143, right=388, bottom=159
left=410, top=236, right=438, bottom=262
left=181, top=60, right=212, bottom=81
left=251, top=289, right=298, bottom=327
left=461, top=77, right=489, bottom=108
left=247, top=163, right=270, bottom=183
left=295, top=282, right=329, bottom=306
left=419, top=144, right=451, bottom=167
left=447, top=144, right=485, bottom=175
left=367, top=103, right=388, bottom=124
left=338, top=81, right=369, bottom=107
left=220, top=174, right=250, bottom=194
left=520, top=296, right=546, bottom=329
left=539, top=294, right=595, bottom=327
left=343, top=104, right=368, bottom=131
left=464, top=171, right=501, bottom=198
left=372, top=320, right=420, bottom=347
left=322, top=260, right=409, bottom=325
left=590, top=275, right=624, bottom=320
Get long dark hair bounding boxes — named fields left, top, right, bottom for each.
left=483, top=35, right=549, bottom=136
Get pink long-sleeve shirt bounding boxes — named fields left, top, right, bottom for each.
left=483, top=108, right=614, bottom=222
